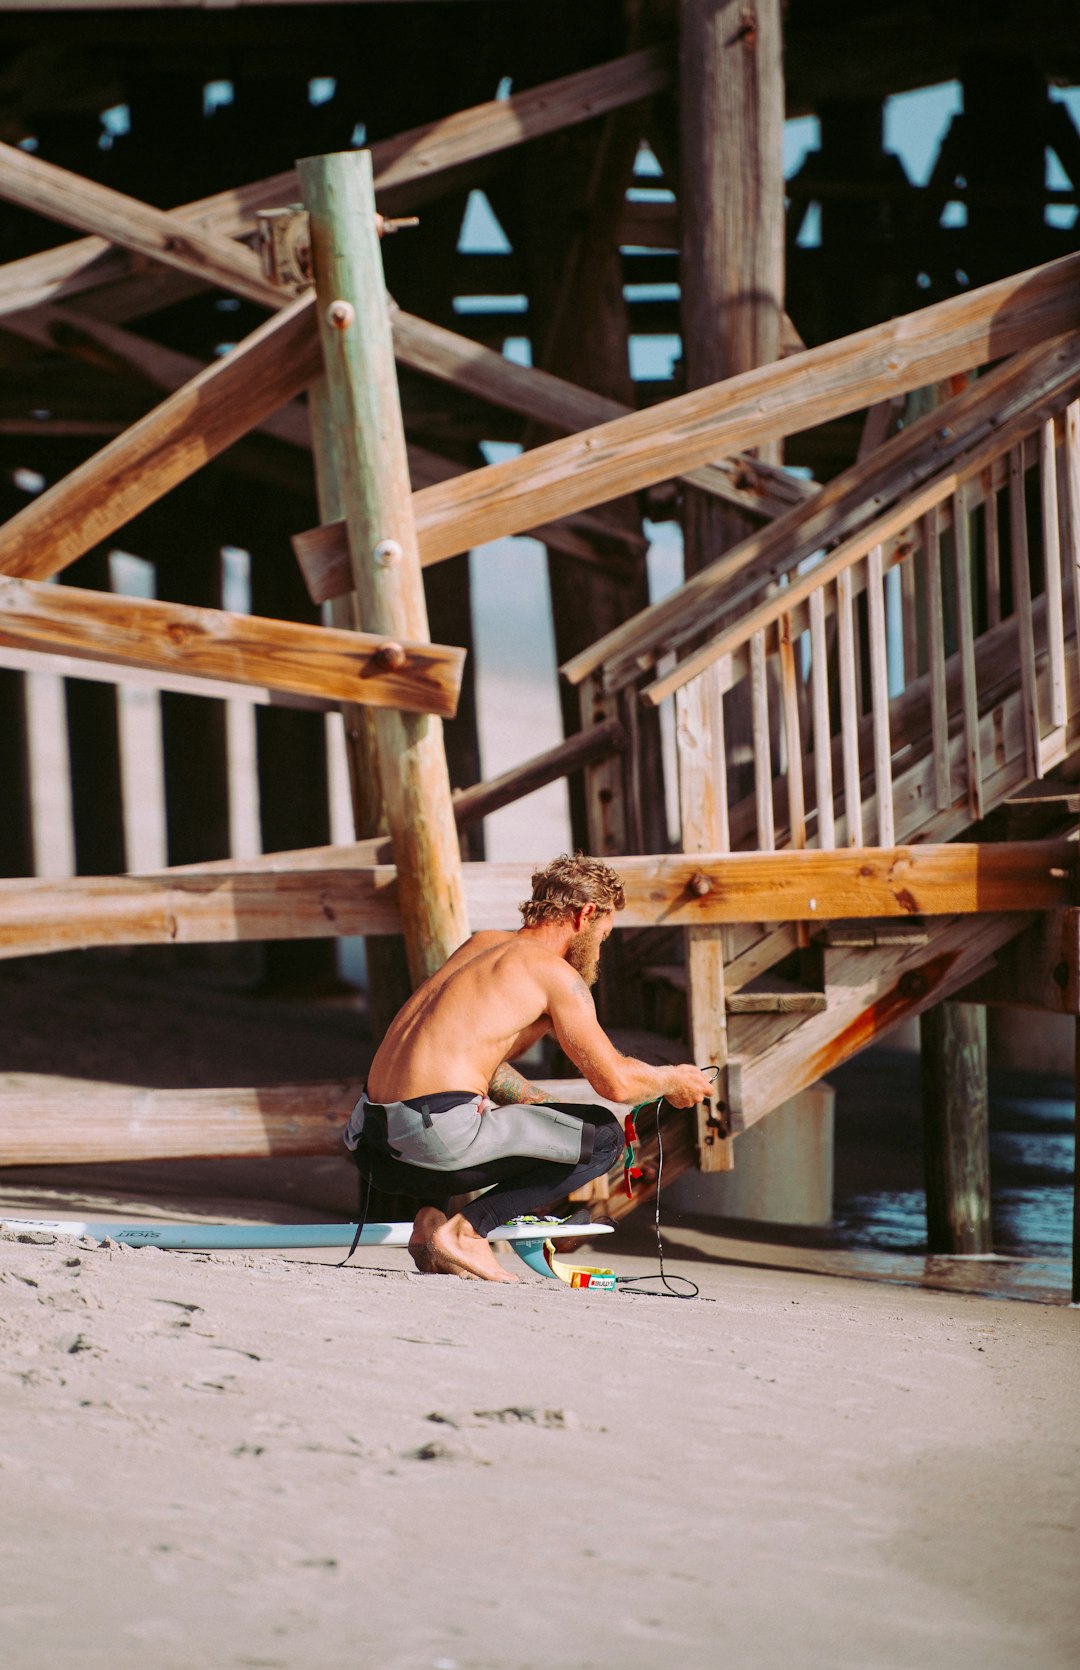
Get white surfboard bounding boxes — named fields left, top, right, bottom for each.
left=0, top=1216, right=615, bottom=1252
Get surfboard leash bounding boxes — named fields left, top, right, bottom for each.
left=615, top=1065, right=721, bottom=1303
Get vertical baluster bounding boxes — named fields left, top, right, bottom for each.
left=1040, top=416, right=1069, bottom=751
left=900, top=538, right=919, bottom=688
left=675, top=661, right=730, bottom=856
left=923, top=506, right=951, bottom=810
left=836, top=566, right=863, bottom=846
left=808, top=586, right=835, bottom=849
left=1062, top=401, right=1080, bottom=698
left=750, top=627, right=774, bottom=851
left=951, top=483, right=984, bottom=820
left=1008, top=443, right=1041, bottom=780
left=777, top=612, right=806, bottom=849
left=983, top=464, right=1002, bottom=629
left=866, top=544, right=895, bottom=846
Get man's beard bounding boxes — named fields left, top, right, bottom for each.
left=566, top=930, right=601, bottom=988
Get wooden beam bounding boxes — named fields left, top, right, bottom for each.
left=0, top=578, right=465, bottom=716
left=451, top=718, right=626, bottom=830
left=0, top=294, right=321, bottom=583
left=573, top=332, right=1080, bottom=693
left=921, top=1002, right=992, bottom=1254
left=0, top=46, right=675, bottom=320
left=0, top=139, right=282, bottom=309
left=0, top=1075, right=359, bottom=1167
left=957, top=908, right=1080, bottom=1014
left=299, top=146, right=468, bottom=984
left=392, top=251, right=1080, bottom=569
left=0, top=844, right=1072, bottom=961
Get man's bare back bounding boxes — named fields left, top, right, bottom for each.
left=359, top=870, right=714, bottom=1283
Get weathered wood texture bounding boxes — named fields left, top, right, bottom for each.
left=0, top=1076, right=359, bottom=1165
left=0, top=844, right=1072, bottom=960
left=398, top=252, right=1080, bottom=566
left=0, top=294, right=321, bottom=583
left=0, top=47, right=675, bottom=319
left=0, top=138, right=282, bottom=308
left=921, top=1002, right=993, bottom=1255
left=0, top=578, right=464, bottom=715
left=567, top=333, right=1080, bottom=690
left=298, top=147, right=468, bottom=984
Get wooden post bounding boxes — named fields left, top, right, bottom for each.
left=298, top=149, right=468, bottom=985
left=309, top=374, right=411, bottom=1038
left=920, top=1001, right=993, bottom=1255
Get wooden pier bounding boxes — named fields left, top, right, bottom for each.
left=0, top=0, right=1077, bottom=1296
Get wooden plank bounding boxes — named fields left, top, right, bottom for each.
left=1040, top=416, right=1069, bottom=730
left=676, top=660, right=733, bottom=1169
left=1066, top=401, right=1080, bottom=655
left=638, top=385, right=1074, bottom=708
left=402, top=256, right=1080, bottom=569
left=866, top=545, right=895, bottom=845
left=563, top=332, right=1080, bottom=692
left=282, top=305, right=820, bottom=596
left=1, top=844, right=1072, bottom=960
left=808, top=587, right=836, bottom=849
left=1008, top=443, right=1042, bottom=779
left=299, top=147, right=468, bottom=985
left=777, top=612, right=806, bottom=848
left=736, top=911, right=1032, bottom=1130
left=0, top=1075, right=359, bottom=1167
left=0, top=46, right=676, bottom=319
left=750, top=629, right=775, bottom=850
left=0, top=138, right=281, bottom=309
left=959, top=909, right=1080, bottom=1014
left=923, top=506, right=952, bottom=810
left=0, top=294, right=321, bottom=583
left=0, top=641, right=331, bottom=711
left=835, top=567, right=863, bottom=845
left=0, top=578, right=464, bottom=716
left=983, top=466, right=1002, bottom=628
left=950, top=485, right=984, bottom=819
left=451, top=717, right=626, bottom=830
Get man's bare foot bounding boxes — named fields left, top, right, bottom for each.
left=427, top=1214, right=521, bottom=1283
left=408, top=1206, right=447, bottom=1274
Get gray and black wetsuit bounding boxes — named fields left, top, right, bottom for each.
left=343, top=1089, right=623, bottom=1237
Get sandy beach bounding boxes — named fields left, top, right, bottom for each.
left=2, top=1220, right=1078, bottom=1670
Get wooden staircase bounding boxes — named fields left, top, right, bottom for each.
left=564, top=338, right=1080, bottom=1212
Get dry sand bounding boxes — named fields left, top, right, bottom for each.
left=2, top=1223, right=1077, bottom=1670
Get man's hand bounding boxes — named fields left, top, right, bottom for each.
left=661, top=1065, right=718, bottom=1109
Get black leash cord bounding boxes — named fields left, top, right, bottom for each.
left=616, top=1066, right=720, bottom=1302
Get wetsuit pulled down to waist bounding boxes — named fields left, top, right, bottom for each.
left=343, top=1088, right=622, bottom=1238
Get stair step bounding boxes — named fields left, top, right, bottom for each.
left=642, top=964, right=826, bottom=1014
left=814, top=919, right=929, bottom=948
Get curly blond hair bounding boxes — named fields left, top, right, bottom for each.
left=519, top=853, right=626, bottom=928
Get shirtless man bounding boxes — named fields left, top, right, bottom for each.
left=343, top=853, right=714, bottom=1282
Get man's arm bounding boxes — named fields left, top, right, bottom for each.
left=547, top=967, right=714, bottom=1108
left=487, top=1060, right=554, bottom=1106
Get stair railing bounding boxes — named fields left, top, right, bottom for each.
left=640, top=394, right=1080, bottom=854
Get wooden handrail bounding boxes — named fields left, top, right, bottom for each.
left=564, top=332, right=1080, bottom=691
left=641, top=376, right=1080, bottom=707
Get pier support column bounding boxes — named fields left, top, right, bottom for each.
left=299, top=149, right=469, bottom=986
left=920, top=1001, right=993, bottom=1254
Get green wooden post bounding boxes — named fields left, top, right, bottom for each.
left=298, top=149, right=469, bottom=985
left=920, top=1000, right=993, bottom=1254
left=308, top=374, right=412, bottom=1037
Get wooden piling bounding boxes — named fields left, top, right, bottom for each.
left=920, top=1001, right=993, bottom=1255
left=309, top=374, right=411, bottom=1038
left=298, top=149, right=469, bottom=986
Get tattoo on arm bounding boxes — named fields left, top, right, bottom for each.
left=487, top=1061, right=551, bottom=1105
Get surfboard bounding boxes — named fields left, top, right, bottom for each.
left=0, top=1216, right=616, bottom=1253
